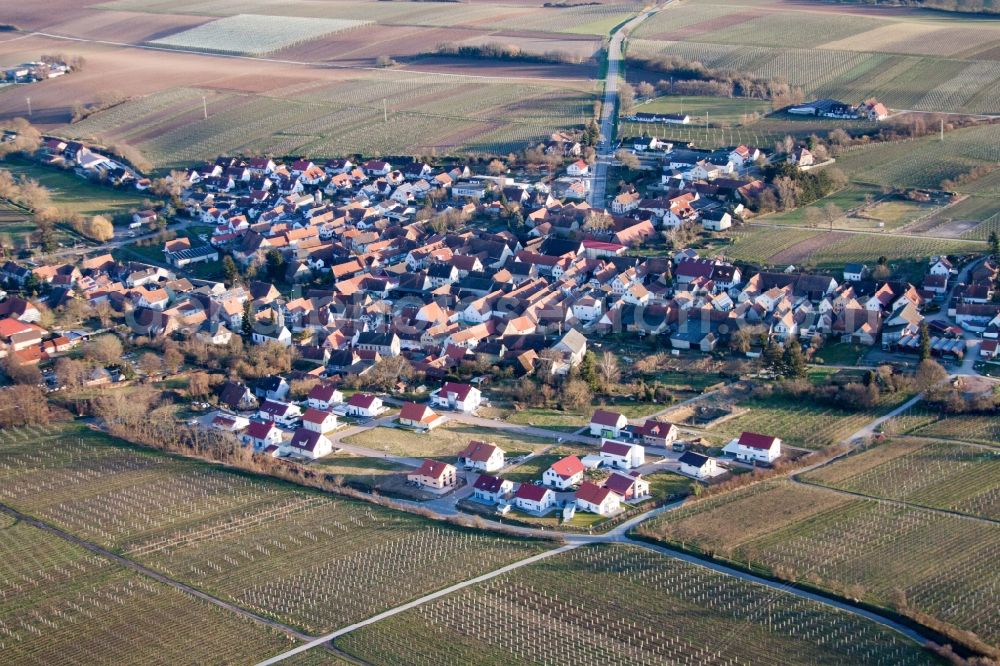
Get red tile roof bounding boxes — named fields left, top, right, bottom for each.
left=413, top=459, right=452, bottom=480
left=738, top=431, right=779, bottom=450
left=347, top=393, right=377, bottom=408
left=576, top=481, right=613, bottom=505
left=457, top=440, right=500, bottom=463
left=514, top=483, right=551, bottom=501
left=590, top=409, right=625, bottom=427
left=601, top=440, right=633, bottom=457
left=246, top=421, right=277, bottom=439
left=549, top=455, right=584, bottom=479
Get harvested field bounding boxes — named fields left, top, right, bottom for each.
left=41, top=10, right=213, bottom=43
left=337, top=544, right=934, bottom=666
left=341, top=422, right=559, bottom=459
left=639, top=480, right=1000, bottom=647
left=803, top=438, right=1000, bottom=520
left=768, top=231, right=850, bottom=265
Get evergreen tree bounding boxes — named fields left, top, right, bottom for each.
left=782, top=339, right=807, bottom=378
left=989, top=231, right=999, bottom=259
left=579, top=350, right=598, bottom=390
left=241, top=301, right=254, bottom=339
left=222, top=255, right=240, bottom=286
left=918, top=322, right=931, bottom=361
left=763, top=340, right=784, bottom=376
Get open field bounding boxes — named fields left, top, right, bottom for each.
left=707, top=391, right=915, bottom=450
left=336, top=544, right=934, bottom=666
left=0, top=423, right=547, bottom=635
left=0, top=516, right=313, bottom=665
left=628, top=0, right=1000, bottom=114
left=148, top=15, right=371, bottom=56
left=804, top=438, right=1000, bottom=520
left=341, top=422, right=560, bottom=459
left=639, top=480, right=1000, bottom=647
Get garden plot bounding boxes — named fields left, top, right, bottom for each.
left=338, top=544, right=934, bottom=666
left=149, top=14, right=371, bottom=56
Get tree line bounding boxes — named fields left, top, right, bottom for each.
left=431, top=42, right=586, bottom=65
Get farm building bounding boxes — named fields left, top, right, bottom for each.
left=723, top=432, right=782, bottom=464
left=543, top=455, right=585, bottom=490
left=786, top=99, right=854, bottom=118
left=408, top=459, right=457, bottom=492
left=456, top=440, right=505, bottom=473
left=628, top=111, right=690, bottom=125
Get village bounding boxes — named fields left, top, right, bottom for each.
left=0, top=132, right=996, bottom=528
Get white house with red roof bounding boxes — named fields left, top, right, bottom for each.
left=600, top=439, right=645, bottom=469
left=589, top=409, right=628, bottom=438
left=723, top=431, right=782, bottom=464
left=284, top=427, right=333, bottom=459
left=302, top=408, right=338, bottom=434
left=211, top=414, right=249, bottom=433
left=472, top=474, right=513, bottom=505
left=542, top=455, right=585, bottom=490
left=513, top=483, right=556, bottom=514
left=603, top=471, right=650, bottom=502
left=566, top=159, right=590, bottom=177
left=432, top=382, right=482, bottom=413
left=398, top=402, right=446, bottom=430
left=456, top=440, right=505, bottom=473
left=575, top=481, right=621, bottom=516
left=345, top=393, right=384, bottom=418
left=307, top=383, right=344, bottom=410
left=407, top=459, right=457, bottom=492
left=242, top=421, right=283, bottom=451
left=256, top=400, right=302, bottom=427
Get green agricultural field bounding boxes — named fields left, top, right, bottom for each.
left=804, top=438, right=1000, bottom=520
left=336, top=544, right=934, bottom=666
left=0, top=423, right=548, bottom=635
left=632, top=95, right=774, bottom=125
left=0, top=517, right=307, bottom=664
left=638, top=481, right=1000, bottom=648
left=709, top=391, right=915, bottom=450
left=341, top=422, right=559, bottom=459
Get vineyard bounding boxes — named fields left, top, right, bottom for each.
left=0, top=518, right=308, bottom=664
left=902, top=410, right=1000, bottom=446
left=707, top=391, right=915, bottom=450
left=337, top=544, right=935, bottom=666
left=804, top=438, right=1000, bottom=520
left=149, top=15, right=371, bottom=56
left=641, top=482, right=1000, bottom=647
left=0, top=423, right=545, bottom=637
left=59, top=74, right=597, bottom=167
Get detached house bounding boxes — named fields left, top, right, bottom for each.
left=723, top=431, right=782, bottom=464
left=456, top=440, right=505, bottom=473
left=408, top=459, right=457, bottom=492
left=301, top=408, right=338, bottom=434
left=543, top=455, right=585, bottom=490
left=257, top=400, right=302, bottom=427
left=575, top=481, right=620, bottom=516
left=432, top=382, right=482, bottom=413
left=285, top=428, right=333, bottom=459
left=307, top=383, right=344, bottom=410
left=679, top=451, right=719, bottom=479
left=242, top=421, right=283, bottom=451
left=600, top=440, right=645, bottom=469
left=398, top=402, right=446, bottom=430
left=346, top=393, right=384, bottom=418
left=633, top=419, right=678, bottom=448
left=472, top=474, right=514, bottom=505
left=589, top=409, right=628, bottom=439
left=217, top=380, right=257, bottom=411
left=603, top=471, right=650, bottom=502
left=513, top=483, right=556, bottom=514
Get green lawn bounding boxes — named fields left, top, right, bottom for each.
left=813, top=342, right=865, bottom=366
left=3, top=155, right=148, bottom=217
left=632, top=95, right=773, bottom=126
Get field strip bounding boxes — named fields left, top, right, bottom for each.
left=27, top=31, right=596, bottom=84
left=627, top=539, right=933, bottom=648
left=256, top=543, right=581, bottom=665
left=746, top=221, right=990, bottom=244
left=791, top=475, right=1000, bottom=527
left=0, top=500, right=315, bottom=642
